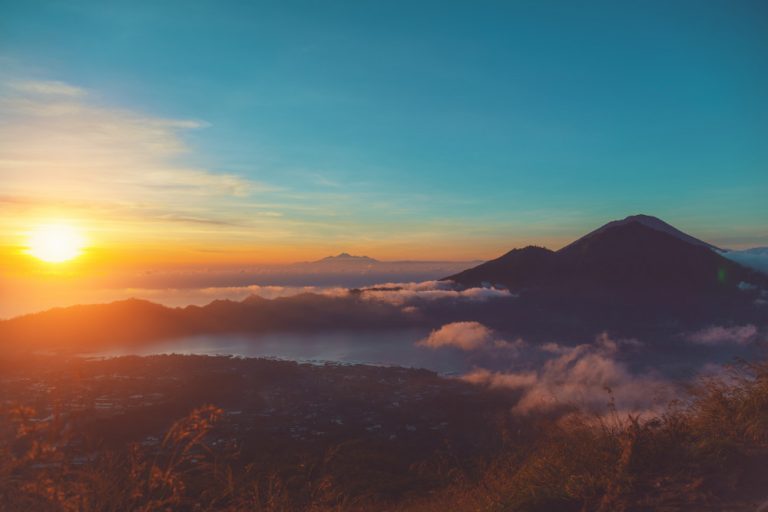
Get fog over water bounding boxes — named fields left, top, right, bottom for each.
left=85, top=325, right=762, bottom=383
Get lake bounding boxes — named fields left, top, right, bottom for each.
left=87, top=328, right=506, bottom=375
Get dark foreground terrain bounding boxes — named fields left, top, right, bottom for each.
left=1, top=354, right=768, bottom=511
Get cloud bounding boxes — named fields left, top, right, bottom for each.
left=115, top=281, right=512, bottom=312
left=462, top=368, right=538, bottom=389
left=686, top=324, right=758, bottom=346
left=417, top=320, right=525, bottom=351
left=112, top=284, right=340, bottom=308
left=1, top=77, right=530, bottom=254
left=462, top=333, right=672, bottom=415
left=357, top=280, right=515, bottom=305
left=722, top=249, right=768, bottom=275
left=738, top=281, right=758, bottom=291
left=418, top=321, right=496, bottom=350
left=0, top=78, right=270, bottom=234
left=10, top=80, right=86, bottom=97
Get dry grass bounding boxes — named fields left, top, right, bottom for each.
left=2, top=360, right=768, bottom=511
left=400, top=359, right=768, bottom=512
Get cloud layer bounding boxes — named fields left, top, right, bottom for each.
left=686, top=324, right=758, bottom=346
left=357, top=281, right=514, bottom=306
left=0, top=79, right=282, bottom=243
left=1, top=80, right=256, bottom=199
left=418, top=321, right=497, bottom=350
left=446, top=328, right=674, bottom=415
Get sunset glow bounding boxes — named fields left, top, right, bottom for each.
left=26, top=223, right=86, bottom=263
left=1, top=2, right=767, bottom=510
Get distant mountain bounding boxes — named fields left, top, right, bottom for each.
left=274, top=253, right=479, bottom=287
left=447, top=215, right=767, bottom=298
left=723, top=247, right=768, bottom=274
left=313, top=253, right=379, bottom=264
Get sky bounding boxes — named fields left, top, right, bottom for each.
left=1, top=0, right=767, bottom=268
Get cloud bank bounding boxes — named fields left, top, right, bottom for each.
left=356, top=281, right=514, bottom=306
left=20, top=280, right=511, bottom=319
left=450, top=329, right=673, bottom=415
left=686, top=324, right=758, bottom=346
left=418, top=322, right=496, bottom=350
left=417, top=320, right=524, bottom=351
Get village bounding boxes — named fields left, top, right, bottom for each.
left=0, top=354, right=517, bottom=478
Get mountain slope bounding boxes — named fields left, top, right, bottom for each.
left=447, top=217, right=766, bottom=297
left=446, top=246, right=556, bottom=288
left=0, top=293, right=414, bottom=353
left=561, top=214, right=723, bottom=252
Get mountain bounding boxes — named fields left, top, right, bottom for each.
left=0, top=293, right=414, bottom=353
left=447, top=215, right=767, bottom=298
left=276, top=253, right=478, bottom=287
left=313, top=253, right=379, bottom=264
left=722, top=247, right=768, bottom=275
left=3, top=216, right=764, bottom=354
left=560, top=214, right=723, bottom=252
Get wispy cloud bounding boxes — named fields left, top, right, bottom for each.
left=417, top=321, right=523, bottom=351
left=0, top=76, right=538, bottom=258
left=357, top=281, right=515, bottom=305
left=685, top=324, right=758, bottom=346
left=10, top=80, right=86, bottom=97
left=0, top=78, right=275, bottom=239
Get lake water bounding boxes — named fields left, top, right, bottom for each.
left=86, top=327, right=753, bottom=379
left=89, top=328, right=501, bottom=375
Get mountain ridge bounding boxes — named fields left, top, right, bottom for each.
left=2, top=215, right=764, bottom=354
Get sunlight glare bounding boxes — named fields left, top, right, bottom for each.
left=26, top=223, right=86, bottom=263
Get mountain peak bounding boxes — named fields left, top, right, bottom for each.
left=446, top=215, right=763, bottom=295
left=316, top=253, right=379, bottom=263
left=560, top=214, right=723, bottom=252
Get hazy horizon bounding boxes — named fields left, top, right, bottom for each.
left=3, top=212, right=767, bottom=319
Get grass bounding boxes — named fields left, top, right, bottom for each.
left=2, top=359, right=768, bottom=511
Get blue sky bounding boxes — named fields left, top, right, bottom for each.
left=1, top=0, right=766, bottom=259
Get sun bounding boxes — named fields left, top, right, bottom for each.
left=26, top=223, right=86, bottom=263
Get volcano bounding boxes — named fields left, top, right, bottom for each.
left=446, top=215, right=766, bottom=299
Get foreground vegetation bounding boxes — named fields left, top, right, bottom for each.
left=406, top=359, right=768, bottom=512
left=2, top=358, right=767, bottom=511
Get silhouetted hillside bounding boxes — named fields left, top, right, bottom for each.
left=562, top=213, right=723, bottom=251
left=0, top=294, right=413, bottom=353
left=447, top=216, right=767, bottom=299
